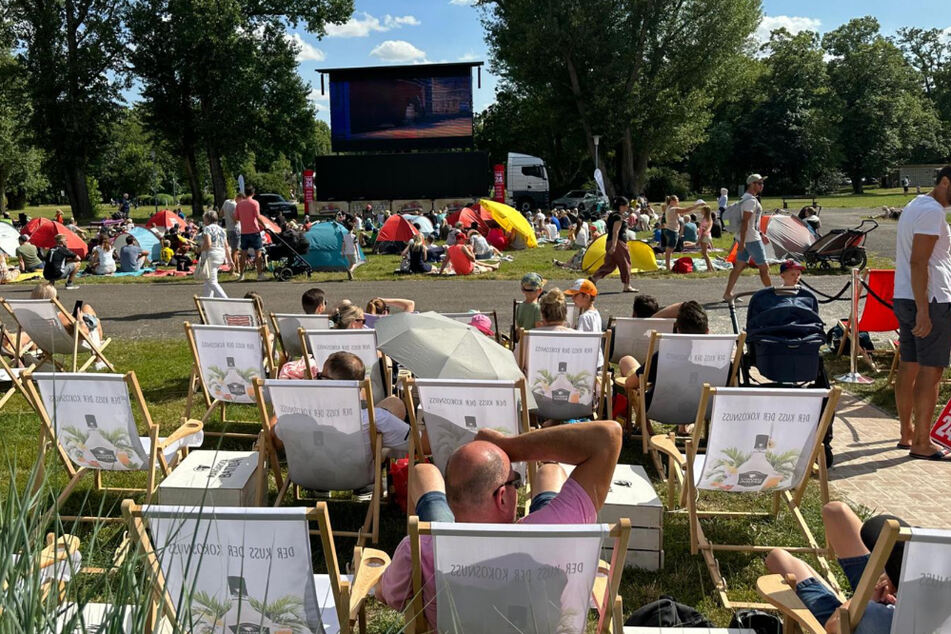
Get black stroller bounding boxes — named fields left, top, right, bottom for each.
left=803, top=219, right=878, bottom=271
left=264, top=228, right=312, bottom=281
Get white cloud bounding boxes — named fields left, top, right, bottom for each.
left=458, top=51, right=479, bottom=61
left=755, top=15, right=822, bottom=42
left=308, top=89, right=329, bottom=104
left=449, top=0, right=475, bottom=5
left=325, top=12, right=420, bottom=38
left=370, top=40, right=426, bottom=63
left=288, top=33, right=325, bottom=62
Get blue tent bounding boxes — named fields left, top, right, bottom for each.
left=401, top=214, right=434, bottom=236
left=303, top=221, right=366, bottom=272
left=113, top=226, right=162, bottom=262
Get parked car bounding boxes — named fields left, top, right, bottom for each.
left=253, top=193, right=298, bottom=219
left=552, top=189, right=609, bottom=215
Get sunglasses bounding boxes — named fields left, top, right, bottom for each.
left=353, top=318, right=366, bottom=324
left=521, top=287, right=537, bottom=293
left=496, top=472, right=522, bottom=494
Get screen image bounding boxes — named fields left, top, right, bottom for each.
left=329, top=65, right=474, bottom=151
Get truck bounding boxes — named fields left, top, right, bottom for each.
left=505, top=152, right=549, bottom=211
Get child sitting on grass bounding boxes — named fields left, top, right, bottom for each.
left=160, top=240, right=174, bottom=266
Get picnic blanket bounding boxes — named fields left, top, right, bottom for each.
left=10, top=271, right=43, bottom=284
left=142, top=269, right=189, bottom=278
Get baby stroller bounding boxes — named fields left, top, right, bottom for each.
left=803, top=218, right=878, bottom=271
left=264, top=228, right=312, bottom=281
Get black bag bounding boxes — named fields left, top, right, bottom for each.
left=624, top=595, right=713, bottom=627
left=729, top=609, right=783, bottom=634
left=43, top=246, right=70, bottom=282
left=826, top=321, right=874, bottom=354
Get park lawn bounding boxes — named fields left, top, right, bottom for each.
left=1, top=338, right=919, bottom=629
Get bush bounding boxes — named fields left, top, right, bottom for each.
left=138, top=193, right=175, bottom=207
left=86, top=176, right=102, bottom=216
left=246, top=171, right=290, bottom=199
left=179, top=193, right=213, bottom=206
left=645, top=167, right=692, bottom=202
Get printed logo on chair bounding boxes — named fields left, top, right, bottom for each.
left=527, top=336, right=599, bottom=421
left=224, top=314, right=253, bottom=327
left=195, top=328, right=265, bottom=405
left=698, top=393, right=822, bottom=493
left=36, top=376, right=147, bottom=471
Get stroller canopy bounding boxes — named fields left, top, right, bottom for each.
left=761, top=215, right=816, bottom=259
left=112, top=226, right=162, bottom=262
left=377, top=215, right=418, bottom=244
left=303, top=221, right=365, bottom=272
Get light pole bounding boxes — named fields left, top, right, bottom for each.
left=592, top=135, right=601, bottom=171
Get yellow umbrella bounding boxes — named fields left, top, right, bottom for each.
left=479, top=199, right=538, bottom=248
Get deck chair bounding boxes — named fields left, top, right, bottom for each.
left=0, top=353, right=34, bottom=409
left=521, top=329, right=611, bottom=422
left=402, top=377, right=532, bottom=494
left=269, top=312, right=331, bottom=364
left=406, top=518, right=631, bottom=634
left=194, top=295, right=266, bottom=327
left=254, top=378, right=384, bottom=545
left=184, top=322, right=274, bottom=441
left=758, top=520, right=951, bottom=634
left=24, top=371, right=203, bottom=523
left=438, top=310, right=502, bottom=344
left=1, top=297, right=114, bottom=372
left=608, top=317, right=676, bottom=365
left=123, top=500, right=390, bottom=634
left=633, top=332, right=744, bottom=472
left=661, top=385, right=841, bottom=609
left=300, top=328, right=391, bottom=403
left=837, top=269, right=898, bottom=376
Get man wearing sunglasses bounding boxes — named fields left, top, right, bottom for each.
left=723, top=173, right=772, bottom=302
left=378, top=419, right=622, bottom=628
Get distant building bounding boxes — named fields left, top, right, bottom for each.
left=898, top=164, right=945, bottom=188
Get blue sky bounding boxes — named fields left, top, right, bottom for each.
left=291, top=0, right=951, bottom=122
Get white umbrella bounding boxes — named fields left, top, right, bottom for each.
left=0, top=222, right=20, bottom=257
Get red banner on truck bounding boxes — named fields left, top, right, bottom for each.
left=493, top=164, right=505, bottom=203
left=303, top=169, right=315, bottom=214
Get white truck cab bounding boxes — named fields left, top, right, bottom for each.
left=505, top=152, right=549, bottom=211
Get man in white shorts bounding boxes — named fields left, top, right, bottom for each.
left=723, top=173, right=772, bottom=302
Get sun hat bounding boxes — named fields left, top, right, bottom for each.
left=779, top=259, right=806, bottom=273
left=468, top=313, right=495, bottom=337
left=564, top=278, right=598, bottom=297
left=521, top=272, right=545, bottom=290
left=746, top=173, right=768, bottom=185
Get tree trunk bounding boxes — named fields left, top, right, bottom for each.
left=64, top=164, right=93, bottom=221
left=0, top=167, right=7, bottom=215
left=632, top=147, right=650, bottom=196
left=620, top=128, right=636, bottom=196
left=206, top=144, right=227, bottom=211
left=183, top=146, right=203, bottom=217
left=562, top=53, right=614, bottom=198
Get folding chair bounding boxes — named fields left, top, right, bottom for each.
left=758, top=520, right=951, bottom=634
left=0, top=353, right=34, bottom=409
left=269, top=312, right=331, bottom=364
left=194, top=295, right=266, bottom=327
left=521, top=329, right=611, bottom=422
left=1, top=298, right=114, bottom=372
left=664, top=385, right=841, bottom=609
left=406, top=518, right=631, bottom=634
left=438, top=310, right=502, bottom=344
left=300, top=328, right=392, bottom=403
left=836, top=269, right=898, bottom=376
left=183, top=322, right=275, bottom=441
left=254, top=378, right=385, bottom=546
left=607, top=316, right=676, bottom=365
left=24, top=371, right=203, bottom=523
left=123, top=500, right=390, bottom=634
left=634, top=332, right=744, bottom=472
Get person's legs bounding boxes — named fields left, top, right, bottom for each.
left=911, top=365, right=944, bottom=454
left=409, top=463, right=451, bottom=519
left=895, top=361, right=917, bottom=446
left=378, top=395, right=406, bottom=420
left=618, top=355, right=640, bottom=378
left=664, top=246, right=674, bottom=270
left=589, top=252, right=617, bottom=283
left=204, top=265, right=227, bottom=298
left=701, top=242, right=714, bottom=273
left=531, top=462, right=566, bottom=495
left=65, top=263, right=78, bottom=285
left=723, top=260, right=747, bottom=301
left=617, top=241, right=634, bottom=289
left=756, top=263, right=771, bottom=287
left=822, top=501, right=868, bottom=559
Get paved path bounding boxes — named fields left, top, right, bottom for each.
left=830, top=394, right=951, bottom=528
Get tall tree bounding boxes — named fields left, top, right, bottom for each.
left=8, top=0, right=127, bottom=219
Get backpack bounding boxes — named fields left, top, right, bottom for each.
left=721, top=195, right=752, bottom=233
left=43, top=246, right=69, bottom=282
left=826, top=321, right=874, bottom=354
left=624, top=596, right=713, bottom=628
left=672, top=256, right=694, bottom=273
left=729, top=609, right=783, bottom=634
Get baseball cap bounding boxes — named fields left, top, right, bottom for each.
left=746, top=173, right=768, bottom=185
left=564, top=278, right=598, bottom=297
left=468, top=313, right=495, bottom=337
left=779, top=259, right=805, bottom=273
left=521, top=272, right=545, bottom=290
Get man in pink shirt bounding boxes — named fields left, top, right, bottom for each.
left=377, top=420, right=622, bottom=629
left=233, top=186, right=265, bottom=281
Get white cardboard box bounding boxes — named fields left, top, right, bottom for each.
left=597, top=464, right=664, bottom=570
left=158, top=450, right=260, bottom=507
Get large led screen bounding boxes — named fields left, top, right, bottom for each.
left=328, top=64, right=474, bottom=151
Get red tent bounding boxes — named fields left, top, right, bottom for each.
left=446, top=206, right=489, bottom=235
left=20, top=218, right=88, bottom=258
left=145, top=209, right=187, bottom=231
left=377, top=214, right=419, bottom=243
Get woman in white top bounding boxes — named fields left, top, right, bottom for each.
left=717, top=188, right=729, bottom=214
left=196, top=210, right=232, bottom=298
left=571, top=217, right=589, bottom=249
left=91, top=240, right=117, bottom=275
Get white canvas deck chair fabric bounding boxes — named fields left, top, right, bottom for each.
left=523, top=329, right=610, bottom=421
left=438, top=311, right=501, bottom=344
left=25, top=371, right=203, bottom=522
left=270, top=312, right=331, bottom=363
left=256, top=378, right=384, bottom=545
left=0, top=353, right=34, bottom=409
left=673, top=385, right=841, bottom=610
left=124, top=501, right=390, bottom=634
left=407, top=519, right=631, bottom=634
left=194, top=295, right=265, bottom=327
left=757, top=521, right=951, bottom=634
left=634, top=333, right=743, bottom=464
left=300, top=328, right=391, bottom=403
left=608, top=317, right=676, bottom=365
left=184, top=322, right=274, bottom=440
left=1, top=298, right=114, bottom=372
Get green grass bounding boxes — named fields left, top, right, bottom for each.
left=756, top=187, right=916, bottom=211
left=0, top=338, right=872, bottom=629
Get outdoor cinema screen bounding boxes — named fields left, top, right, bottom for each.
left=328, top=64, right=475, bottom=151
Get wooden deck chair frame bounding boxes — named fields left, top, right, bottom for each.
left=438, top=310, right=502, bottom=344
left=0, top=297, right=115, bottom=373
left=517, top=328, right=613, bottom=420
left=671, top=384, right=842, bottom=610
left=0, top=353, right=35, bottom=409
left=406, top=517, right=632, bottom=634
left=253, top=377, right=384, bottom=546
left=299, top=327, right=393, bottom=398
left=122, top=500, right=391, bottom=634
left=24, top=370, right=203, bottom=524
left=193, top=294, right=266, bottom=327
left=183, top=322, right=275, bottom=441
left=756, top=518, right=914, bottom=634
left=631, top=331, right=745, bottom=474
left=268, top=311, right=331, bottom=365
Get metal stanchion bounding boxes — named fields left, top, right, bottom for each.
left=836, top=267, right=874, bottom=384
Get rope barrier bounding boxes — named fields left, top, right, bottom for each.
left=799, top=278, right=855, bottom=304
left=859, top=279, right=894, bottom=311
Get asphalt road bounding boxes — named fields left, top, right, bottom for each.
left=0, top=207, right=891, bottom=340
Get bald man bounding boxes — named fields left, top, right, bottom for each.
left=377, top=420, right=622, bottom=629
